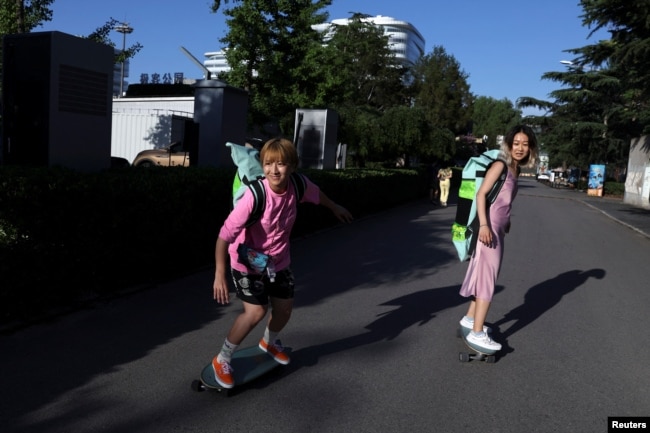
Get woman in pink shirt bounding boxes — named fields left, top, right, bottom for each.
left=211, top=137, right=353, bottom=389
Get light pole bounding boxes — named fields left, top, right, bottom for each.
left=114, top=22, right=133, bottom=97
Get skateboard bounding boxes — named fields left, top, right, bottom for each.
left=191, top=345, right=290, bottom=396
left=457, top=327, right=497, bottom=363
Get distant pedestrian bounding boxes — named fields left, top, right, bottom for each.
left=437, top=167, right=453, bottom=207
left=458, top=125, right=538, bottom=352
left=211, top=137, right=353, bottom=389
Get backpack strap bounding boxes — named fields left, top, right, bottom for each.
left=485, top=160, right=508, bottom=204
left=289, top=172, right=306, bottom=202
left=245, top=179, right=266, bottom=228
left=244, top=173, right=306, bottom=228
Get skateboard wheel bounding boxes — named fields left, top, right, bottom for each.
left=459, top=352, right=470, bottom=362
left=191, top=380, right=204, bottom=392
left=485, top=355, right=496, bottom=364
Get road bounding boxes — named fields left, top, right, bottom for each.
left=2, top=178, right=649, bottom=433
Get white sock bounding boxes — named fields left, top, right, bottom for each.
left=264, top=328, right=278, bottom=344
left=218, top=338, right=238, bottom=363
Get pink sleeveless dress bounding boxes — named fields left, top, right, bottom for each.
left=459, top=169, right=517, bottom=301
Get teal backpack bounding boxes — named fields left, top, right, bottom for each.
left=226, top=142, right=306, bottom=227
left=451, top=149, right=507, bottom=261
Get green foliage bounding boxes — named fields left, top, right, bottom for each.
left=335, top=105, right=383, bottom=167
left=0, top=165, right=227, bottom=324
left=410, top=46, right=473, bottom=135
left=471, top=97, right=522, bottom=148
left=579, top=0, right=650, bottom=114
left=84, top=18, right=143, bottom=65
left=379, top=106, right=455, bottom=165
left=214, top=3, right=416, bottom=161
left=523, top=65, right=632, bottom=169
left=324, top=14, right=407, bottom=110
left=603, top=181, right=625, bottom=196
left=520, top=0, right=650, bottom=171
left=0, top=0, right=53, bottom=34
left=0, top=165, right=425, bottom=325
left=218, top=0, right=332, bottom=132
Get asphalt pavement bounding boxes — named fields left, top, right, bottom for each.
left=525, top=183, right=650, bottom=239
left=2, top=178, right=649, bottom=433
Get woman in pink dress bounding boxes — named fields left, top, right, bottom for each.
left=459, top=125, right=539, bottom=352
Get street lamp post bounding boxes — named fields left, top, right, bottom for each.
left=114, top=22, right=133, bottom=97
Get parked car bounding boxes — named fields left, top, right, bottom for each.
left=110, top=156, right=131, bottom=168
left=132, top=141, right=190, bottom=167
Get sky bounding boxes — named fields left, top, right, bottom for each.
left=37, top=0, right=608, bottom=116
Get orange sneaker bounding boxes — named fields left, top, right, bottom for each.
left=258, top=338, right=290, bottom=365
left=211, top=356, right=234, bottom=389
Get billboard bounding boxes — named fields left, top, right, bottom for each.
left=588, top=164, right=605, bottom=197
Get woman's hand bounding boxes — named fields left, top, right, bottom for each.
left=478, top=225, right=493, bottom=247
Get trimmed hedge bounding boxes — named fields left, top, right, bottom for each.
left=0, top=164, right=427, bottom=325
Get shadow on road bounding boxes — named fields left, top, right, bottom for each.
left=492, top=268, right=606, bottom=357
left=287, top=284, right=504, bottom=371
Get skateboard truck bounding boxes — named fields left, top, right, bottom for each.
left=459, top=350, right=496, bottom=363
left=456, top=327, right=498, bottom=363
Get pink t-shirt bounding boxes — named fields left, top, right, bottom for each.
left=218, top=175, right=320, bottom=273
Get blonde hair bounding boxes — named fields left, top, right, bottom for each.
left=259, top=137, right=299, bottom=169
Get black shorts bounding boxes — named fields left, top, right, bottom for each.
left=231, top=268, right=295, bottom=305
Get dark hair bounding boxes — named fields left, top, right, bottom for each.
left=500, top=124, right=538, bottom=168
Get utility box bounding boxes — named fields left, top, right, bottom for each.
left=295, top=109, right=339, bottom=169
left=2, top=31, right=113, bottom=171
left=192, top=79, right=248, bottom=167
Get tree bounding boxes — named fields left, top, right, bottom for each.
left=322, top=13, right=408, bottom=110
left=336, top=105, right=383, bottom=167
left=379, top=106, right=426, bottom=166
left=520, top=0, right=650, bottom=171
left=578, top=0, right=650, bottom=122
left=210, top=3, right=467, bottom=167
left=217, top=0, right=332, bottom=134
left=0, top=0, right=53, bottom=34
left=84, top=18, right=143, bottom=66
left=317, top=13, right=409, bottom=164
left=471, top=96, right=522, bottom=148
left=385, top=105, right=457, bottom=165
left=410, top=46, right=473, bottom=135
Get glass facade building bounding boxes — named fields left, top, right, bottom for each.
left=204, top=15, right=425, bottom=77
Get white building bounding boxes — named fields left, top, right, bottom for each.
left=204, top=15, right=425, bottom=77
left=111, top=97, right=194, bottom=163
left=203, top=50, right=231, bottom=77
left=313, top=15, right=425, bottom=68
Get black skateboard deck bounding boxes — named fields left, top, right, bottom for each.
left=191, top=345, right=290, bottom=395
left=457, top=327, right=497, bottom=363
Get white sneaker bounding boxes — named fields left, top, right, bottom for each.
left=466, top=331, right=501, bottom=352
left=459, top=316, right=492, bottom=334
